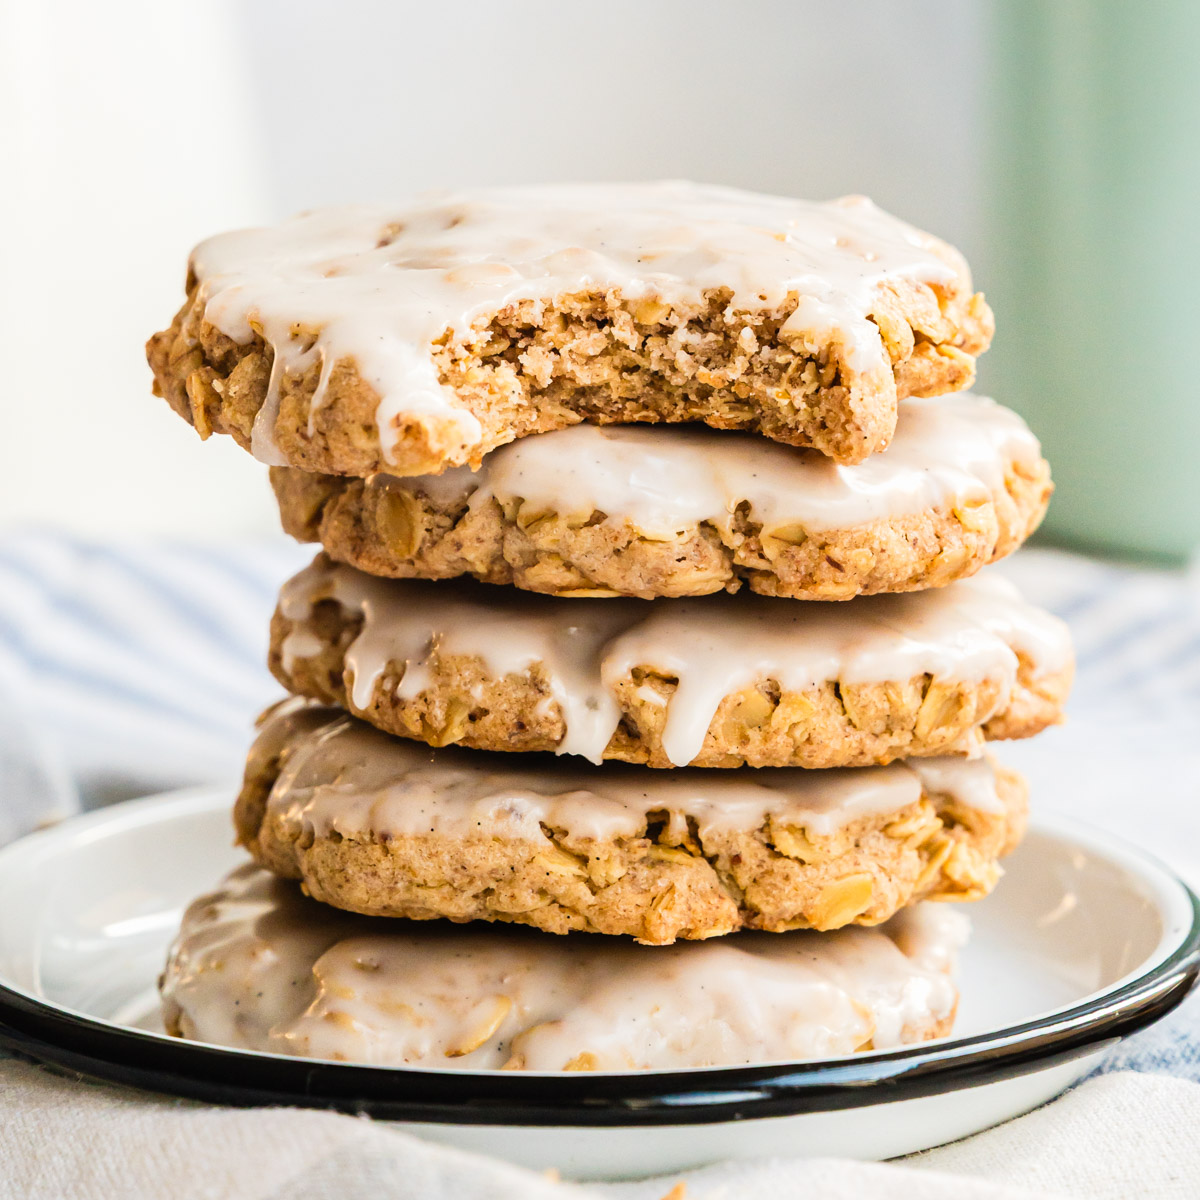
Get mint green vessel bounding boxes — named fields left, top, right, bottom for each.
left=984, top=2, right=1200, bottom=562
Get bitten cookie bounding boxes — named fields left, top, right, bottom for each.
left=236, top=700, right=1027, bottom=944
left=270, top=556, right=1073, bottom=768
left=272, top=394, right=1051, bottom=600
left=161, top=863, right=966, bottom=1069
left=147, top=183, right=992, bottom=476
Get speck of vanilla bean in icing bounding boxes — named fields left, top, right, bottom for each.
left=189, top=182, right=967, bottom=466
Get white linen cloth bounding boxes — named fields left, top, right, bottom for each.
left=0, top=533, right=1198, bottom=1199
left=1, top=1060, right=1199, bottom=1200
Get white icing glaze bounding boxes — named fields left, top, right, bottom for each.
left=161, top=865, right=966, bottom=1070
left=254, top=700, right=1005, bottom=847
left=189, top=183, right=968, bottom=467
left=389, top=393, right=1042, bottom=537
left=278, top=560, right=1073, bottom=766
left=908, top=758, right=1012, bottom=817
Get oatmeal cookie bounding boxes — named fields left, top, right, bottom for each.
left=272, top=394, right=1051, bottom=600
left=269, top=556, right=1074, bottom=768
left=236, top=700, right=1026, bottom=944
left=147, top=183, right=992, bottom=475
left=161, top=862, right=965, bottom=1068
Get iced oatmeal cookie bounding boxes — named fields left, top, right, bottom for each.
left=268, top=556, right=1073, bottom=769
left=148, top=183, right=992, bottom=476
left=272, top=394, right=1050, bottom=600
left=161, top=863, right=966, bottom=1068
left=235, top=700, right=1026, bottom=943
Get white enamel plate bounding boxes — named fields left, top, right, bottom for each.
left=0, top=788, right=1195, bottom=1180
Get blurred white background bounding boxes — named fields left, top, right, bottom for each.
left=0, top=0, right=986, bottom=539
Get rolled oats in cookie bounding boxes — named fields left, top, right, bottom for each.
left=147, top=183, right=992, bottom=475
left=235, top=700, right=1027, bottom=942
left=270, top=556, right=1073, bottom=768
left=273, top=393, right=1051, bottom=599
left=161, top=863, right=967, bottom=1068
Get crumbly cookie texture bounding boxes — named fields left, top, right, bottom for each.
left=268, top=557, right=1073, bottom=769
left=270, top=406, right=1051, bottom=601
left=161, top=863, right=966, bottom=1068
left=146, top=184, right=992, bottom=475
left=235, top=701, right=1026, bottom=945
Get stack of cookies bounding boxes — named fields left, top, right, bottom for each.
left=148, top=183, right=1072, bottom=1071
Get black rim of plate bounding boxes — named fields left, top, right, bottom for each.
left=0, top=888, right=1197, bottom=1127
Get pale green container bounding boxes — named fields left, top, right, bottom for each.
left=982, top=1, right=1200, bottom=563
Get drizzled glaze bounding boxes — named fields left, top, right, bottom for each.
left=390, top=394, right=1043, bottom=537
left=189, top=183, right=969, bottom=466
left=254, top=700, right=1005, bottom=846
left=278, top=560, right=1073, bottom=765
left=161, top=865, right=966, bottom=1070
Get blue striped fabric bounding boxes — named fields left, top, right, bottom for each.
left=0, top=534, right=308, bottom=806
left=0, top=532, right=1197, bottom=1075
